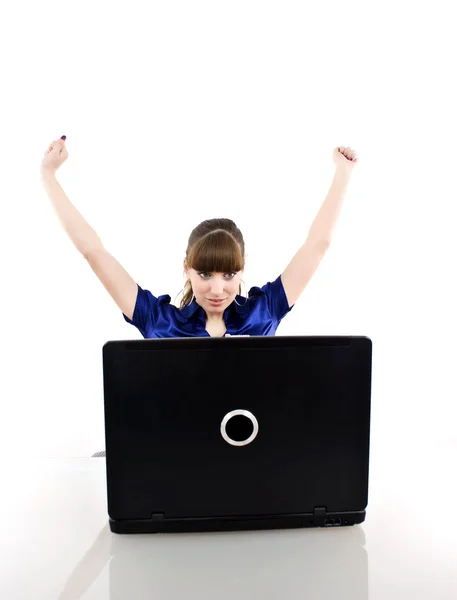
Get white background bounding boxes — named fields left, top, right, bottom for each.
left=0, top=0, right=456, bottom=458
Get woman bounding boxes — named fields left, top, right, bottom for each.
left=41, top=136, right=358, bottom=338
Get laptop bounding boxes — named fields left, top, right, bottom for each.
left=102, top=335, right=372, bottom=534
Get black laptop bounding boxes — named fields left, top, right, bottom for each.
left=102, top=335, right=372, bottom=534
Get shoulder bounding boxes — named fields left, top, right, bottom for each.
left=247, top=274, right=294, bottom=320
left=122, top=285, right=176, bottom=335
left=250, top=273, right=286, bottom=297
left=133, top=286, right=174, bottom=313
left=249, top=273, right=291, bottom=305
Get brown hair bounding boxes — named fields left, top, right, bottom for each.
left=176, top=218, right=247, bottom=310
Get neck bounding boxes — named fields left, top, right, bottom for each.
left=206, top=313, right=224, bottom=323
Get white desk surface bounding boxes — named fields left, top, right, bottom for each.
left=1, top=440, right=456, bottom=600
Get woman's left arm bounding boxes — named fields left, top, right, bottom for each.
left=306, top=146, right=358, bottom=246
left=280, top=147, right=358, bottom=308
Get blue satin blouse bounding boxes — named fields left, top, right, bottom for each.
left=122, top=273, right=295, bottom=338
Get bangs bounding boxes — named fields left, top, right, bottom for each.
left=187, top=229, right=244, bottom=274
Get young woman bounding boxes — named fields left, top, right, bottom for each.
left=41, top=136, right=358, bottom=338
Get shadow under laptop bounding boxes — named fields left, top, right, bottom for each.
left=58, top=522, right=368, bottom=599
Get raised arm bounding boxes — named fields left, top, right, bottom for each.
left=281, top=146, right=358, bottom=308
left=40, top=137, right=138, bottom=320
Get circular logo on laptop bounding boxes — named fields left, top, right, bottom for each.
left=220, top=409, right=259, bottom=446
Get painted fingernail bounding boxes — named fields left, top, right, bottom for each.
left=61, top=135, right=66, bottom=140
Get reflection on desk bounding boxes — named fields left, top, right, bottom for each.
left=1, top=446, right=456, bottom=600
left=59, top=520, right=367, bottom=599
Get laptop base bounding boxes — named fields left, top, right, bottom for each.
left=109, top=510, right=366, bottom=534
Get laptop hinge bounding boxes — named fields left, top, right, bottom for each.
left=313, top=506, right=343, bottom=527
left=313, top=506, right=327, bottom=525
left=313, top=507, right=327, bottom=517
left=150, top=513, right=165, bottom=521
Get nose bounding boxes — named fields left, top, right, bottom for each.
left=210, top=285, right=225, bottom=295
left=209, top=282, right=227, bottom=295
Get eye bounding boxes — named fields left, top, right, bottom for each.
left=198, top=272, right=236, bottom=278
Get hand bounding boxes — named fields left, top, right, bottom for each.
left=41, top=136, right=68, bottom=173
left=333, top=146, right=358, bottom=173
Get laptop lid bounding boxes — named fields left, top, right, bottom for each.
left=102, top=336, right=372, bottom=524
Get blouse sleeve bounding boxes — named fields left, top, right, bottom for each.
left=122, top=284, right=161, bottom=338
left=259, top=274, right=295, bottom=323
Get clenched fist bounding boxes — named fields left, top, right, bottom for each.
left=41, top=136, right=68, bottom=173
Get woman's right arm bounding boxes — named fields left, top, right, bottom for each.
left=40, top=140, right=138, bottom=320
